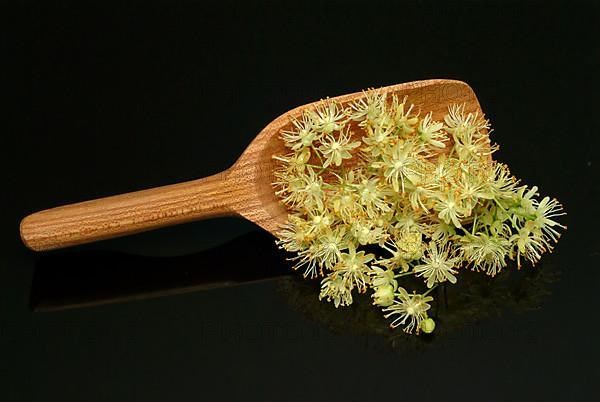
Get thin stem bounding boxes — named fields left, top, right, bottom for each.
left=423, top=284, right=439, bottom=297
left=311, top=145, right=325, bottom=165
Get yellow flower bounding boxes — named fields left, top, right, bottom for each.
left=319, top=274, right=353, bottom=308
left=356, top=177, right=391, bottom=217
left=407, top=181, right=436, bottom=212
left=313, top=227, right=348, bottom=270
left=396, top=230, right=424, bottom=261
left=272, top=148, right=311, bottom=174
left=372, top=284, right=395, bottom=307
left=434, top=191, right=468, bottom=228
left=298, top=167, right=325, bottom=210
left=272, top=90, right=566, bottom=336
left=349, top=89, right=387, bottom=125
left=417, top=112, right=446, bottom=149
left=330, top=181, right=361, bottom=222
left=485, top=162, right=519, bottom=199
left=332, top=245, right=374, bottom=293
left=392, top=207, right=430, bottom=235
left=281, top=113, right=319, bottom=150
left=460, top=232, right=510, bottom=277
left=350, top=220, right=386, bottom=246
left=373, top=140, right=422, bottom=193
left=444, top=104, right=489, bottom=140
left=370, top=266, right=397, bottom=289
left=414, top=241, right=460, bottom=288
left=318, top=128, right=361, bottom=167
left=510, top=226, right=546, bottom=268
left=378, top=232, right=423, bottom=272
left=533, top=196, right=566, bottom=244
left=273, top=170, right=308, bottom=208
left=383, top=287, right=433, bottom=334
left=308, top=100, right=347, bottom=134
left=276, top=214, right=313, bottom=253
left=291, top=251, right=321, bottom=279
left=391, top=95, right=419, bottom=136
left=362, top=125, right=395, bottom=156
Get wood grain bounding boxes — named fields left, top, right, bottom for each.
left=20, top=79, right=483, bottom=251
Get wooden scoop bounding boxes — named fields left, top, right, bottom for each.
left=20, top=79, right=483, bottom=251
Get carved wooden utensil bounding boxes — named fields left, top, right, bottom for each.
left=20, top=79, right=483, bottom=251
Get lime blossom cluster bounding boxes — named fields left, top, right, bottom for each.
left=272, top=90, right=565, bottom=335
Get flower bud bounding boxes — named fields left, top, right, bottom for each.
left=372, top=284, right=395, bottom=307
left=420, top=317, right=436, bottom=334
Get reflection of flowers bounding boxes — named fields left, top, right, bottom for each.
left=277, top=260, right=559, bottom=354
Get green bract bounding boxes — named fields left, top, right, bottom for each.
left=273, top=90, right=565, bottom=335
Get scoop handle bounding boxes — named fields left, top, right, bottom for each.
left=20, top=170, right=235, bottom=251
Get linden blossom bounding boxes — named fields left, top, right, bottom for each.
left=272, top=90, right=566, bottom=335
left=414, top=241, right=461, bottom=288
left=318, top=128, right=361, bottom=168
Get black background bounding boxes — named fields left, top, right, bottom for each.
left=3, top=1, right=600, bottom=401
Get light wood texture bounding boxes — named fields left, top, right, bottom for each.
left=20, top=79, right=483, bottom=251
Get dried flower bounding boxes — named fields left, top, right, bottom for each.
left=460, top=232, right=510, bottom=277
left=391, top=95, right=419, bottom=136
left=273, top=89, right=565, bottom=336
left=417, top=112, right=447, bottom=149
left=281, top=113, right=319, bottom=151
left=332, top=245, right=374, bottom=293
left=309, top=100, right=347, bottom=134
left=374, top=140, right=422, bottom=193
left=319, top=275, right=353, bottom=308
left=318, top=128, right=361, bottom=168
left=414, top=241, right=460, bottom=288
left=383, top=288, right=433, bottom=333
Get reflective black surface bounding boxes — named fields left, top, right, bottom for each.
left=30, top=231, right=290, bottom=312
left=4, top=1, right=600, bottom=401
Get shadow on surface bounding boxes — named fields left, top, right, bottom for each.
left=30, top=230, right=291, bottom=311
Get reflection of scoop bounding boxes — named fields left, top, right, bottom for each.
left=31, top=231, right=290, bottom=311
left=20, top=79, right=482, bottom=251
